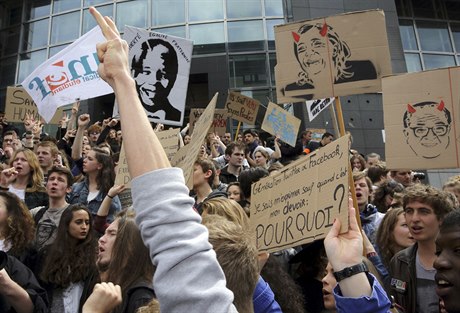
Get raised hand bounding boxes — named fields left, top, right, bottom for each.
left=107, top=184, right=126, bottom=198
left=82, top=282, right=122, bottom=313
left=72, top=100, right=80, bottom=115
left=23, top=113, right=35, bottom=132
left=78, top=114, right=91, bottom=128
left=1, top=167, right=18, bottom=187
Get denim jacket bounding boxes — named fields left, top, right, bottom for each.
left=68, top=178, right=121, bottom=223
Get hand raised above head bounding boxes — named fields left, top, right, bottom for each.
left=78, top=114, right=91, bottom=128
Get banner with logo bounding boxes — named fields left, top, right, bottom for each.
left=124, top=26, right=193, bottom=127
left=306, top=98, right=334, bottom=122
left=21, top=27, right=113, bottom=123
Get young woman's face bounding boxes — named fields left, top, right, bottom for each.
left=321, top=262, right=336, bottom=310
left=184, top=135, right=191, bottom=145
left=83, top=150, right=101, bottom=174
left=393, top=213, right=415, bottom=250
left=12, top=152, right=31, bottom=177
left=227, top=185, right=241, bottom=202
left=0, top=197, right=8, bottom=226
left=82, top=136, right=90, bottom=146
left=352, top=158, right=363, bottom=171
left=254, top=151, right=267, bottom=167
left=109, top=129, right=117, bottom=139
left=68, top=209, right=90, bottom=240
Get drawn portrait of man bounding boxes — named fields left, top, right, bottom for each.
left=282, top=22, right=377, bottom=99
left=403, top=100, right=452, bottom=159
left=131, top=39, right=181, bottom=122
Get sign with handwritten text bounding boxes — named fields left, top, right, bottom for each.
left=115, top=143, right=131, bottom=188
left=261, top=102, right=301, bottom=147
left=225, top=91, right=260, bottom=125
left=5, top=87, right=64, bottom=124
left=189, top=108, right=227, bottom=136
left=156, top=128, right=180, bottom=161
left=172, top=93, right=218, bottom=188
left=250, top=135, right=350, bottom=253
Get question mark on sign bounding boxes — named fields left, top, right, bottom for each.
left=333, top=183, right=345, bottom=213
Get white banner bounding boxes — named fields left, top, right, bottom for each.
left=124, top=26, right=193, bottom=126
left=306, top=98, right=334, bottom=122
left=21, top=27, right=113, bottom=123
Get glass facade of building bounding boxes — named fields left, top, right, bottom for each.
left=397, top=0, right=460, bottom=72
left=0, top=0, right=285, bottom=109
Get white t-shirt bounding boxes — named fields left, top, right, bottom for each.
left=8, top=185, right=26, bottom=200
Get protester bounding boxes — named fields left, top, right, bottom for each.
left=219, top=142, right=248, bottom=184
left=365, top=152, right=381, bottom=168
left=443, top=178, right=460, bottom=203
left=390, top=169, right=413, bottom=188
left=367, top=161, right=389, bottom=186
left=372, top=179, right=404, bottom=213
left=350, top=154, right=366, bottom=172
left=307, top=132, right=334, bottom=153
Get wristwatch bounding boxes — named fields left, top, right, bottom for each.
left=333, top=262, right=369, bottom=282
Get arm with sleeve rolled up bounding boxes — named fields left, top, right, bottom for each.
left=71, top=114, right=90, bottom=161
left=90, top=7, right=237, bottom=312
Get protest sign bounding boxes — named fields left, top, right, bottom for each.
left=306, top=98, right=334, bottom=122
left=156, top=128, right=180, bottom=161
left=189, top=108, right=228, bottom=136
left=21, top=27, right=113, bottom=123
left=225, top=91, right=260, bottom=125
left=115, top=143, right=131, bottom=188
left=383, top=66, right=460, bottom=169
left=124, top=26, right=193, bottom=127
left=250, top=135, right=350, bottom=253
left=274, top=10, right=391, bottom=103
left=5, top=87, right=64, bottom=124
left=171, top=93, right=218, bottom=188
left=309, top=128, right=327, bottom=141
left=261, top=102, right=301, bottom=147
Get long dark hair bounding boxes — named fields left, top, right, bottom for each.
left=40, top=205, right=97, bottom=287
left=92, top=147, right=115, bottom=195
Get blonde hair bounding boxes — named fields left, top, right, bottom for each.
left=10, top=148, right=45, bottom=192
left=201, top=197, right=249, bottom=229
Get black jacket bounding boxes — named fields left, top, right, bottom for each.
left=389, top=244, right=417, bottom=313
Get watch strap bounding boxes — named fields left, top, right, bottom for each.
left=333, top=262, right=369, bottom=282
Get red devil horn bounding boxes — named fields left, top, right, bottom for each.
left=320, top=22, right=328, bottom=37
left=437, top=100, right=445, bottom=111
left=407, top=104, right=416, bottom=113
left=292, top=32, right=300, bottom=42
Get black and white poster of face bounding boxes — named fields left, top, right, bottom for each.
left=124, top=26, right=193, bottom=126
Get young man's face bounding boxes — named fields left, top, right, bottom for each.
left=46, top=172, right=71, bottom=199
left=434, top=226, right=460, bottom=313
left=392, top=170, right=412, bottom=187
left=222, top=133, right=231, bottom=145
left=2, top=134, right=13, bottom=150
left=404, top=201, right=441, bottom=243
left=366, top=156, right=379, bottom=168
left=192, top=164, right=210, bottom=189
left=354, top=177, right=370, bottom=210
left=227, top=148, right=245, bottom=167
left=97, top=219, right=119, bottom=270
left=36, top=146, right=54, bottom=170
left=244, top=133, right=255, bottom=145
left=322, top=135, right=334, bottom=145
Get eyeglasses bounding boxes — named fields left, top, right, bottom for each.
left=410, top=125, right=448, bottom=138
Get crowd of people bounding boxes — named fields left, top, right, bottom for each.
left=0, top=6, right=459, bottom=313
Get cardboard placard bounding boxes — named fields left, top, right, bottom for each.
left=124, top=26, right=193, bottom=127
left=115, top=143, right=131, bottom=188
left=306, top=98, right=334, bottom=122
left=5, top=87, right=64, bottom=124
left=250, top=135, right=350, bottom=253
left=225, top=91, right=260, bottom=125
left=308, top=128, right=327, bottom=141
left=274, top=10, right=391, bottom=103
left=383, top=67, right=460, bottom=169
left=156, top=128, right=180, bottom=161
left=171, top=93, right=218, bottom=188
left=261, top=102, right=301, bottom=147
left=189, top=108, right=227, bottom=136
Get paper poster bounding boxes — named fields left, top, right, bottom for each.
left=189, top=108, right=228, bottom=136
left=21, top=27, right=113, bottom=123
left=114, top=143, right=131, bottom=188
left=171, top=93, right=218, bottom=188
left=5, top=87, right=64, bottom=124
left=250, top=135, right=350, bottom=253
left=124, top=26, right=193, bottom=126
left=309, top=128, right=327, bottom=141
left=306, top=98, right=334, bottom=122
left=261, top=102, right=301, bottom=147
left=383, top=67, right=460, bottom=169
left=274, top=10, right=391, bottom=103
left=225, top=91, right=260, bottom=125
left=156, top=128, right=180, bottom=161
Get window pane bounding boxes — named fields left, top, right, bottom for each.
left=404, top=53, right=422, bottom=72
left=116, top=0, right=148, bottom=29
left=445, top=1, right=460, bottom=21
left=18, top=49, right=47, bottom=83
left=152, top=0, right=185, bottom=26
left=1, top=27, right=21, bottom=56
left=229, top=54, right=268, bottom=88
left=53, top=0, right=80, bottom=13
left=411, top=0, right=435, bottom=18
left=24, top=19, right=49, bottom=50
left=265, top=0, right=284, bottom=16
left=50, top=44, right=70, bottom=57
left=27, top=0, right=51, bottom=20
left=452, top=24, right=460, bottom=53
left=399, top=20, right=417, bottom=50
left=84, top=0, right=111, bottom=6
left=423, top=54, right=456, bottom=70
left=228, top=20, right=265, bottom=52
left=190, top=23, right=225, bottom=55
left=189, top=0, right=223, bottom=22
left=417, top=21, right=452, bottom=52
left=155, top=26, right=186, bottom=38
left=83, top=5, right=113, bottom=34
left=0, top=56, right=17, bottom=87
left=227, top=0, right=261, bottom=19
left=51, top=12, right=80, bottom=44
left=266, top=19, right=283, bottom=50
left=396, top=0, right=412, bottom=17
left=269, top=53, right=276, bottom=85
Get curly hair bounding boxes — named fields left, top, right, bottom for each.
left=9, top=148, right=45, bottom=192
left=350, top=154, right=366, bottom=172
left=40, top=205, right=97, bottom=287
left=372, top=179, right=404, bottom=213
left=0, top=191, right=35, bottom=257
left=376, top=207, right=405, bottom=268
left=402, top=184, right=455, bottom=220
left=92, top=147, right=116, bottom=195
